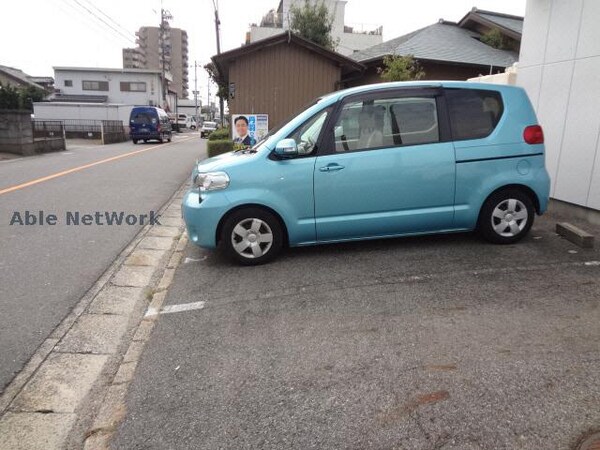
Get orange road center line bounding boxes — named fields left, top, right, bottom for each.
left=0, top=137, right=194, bottom=196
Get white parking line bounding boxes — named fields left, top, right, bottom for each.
left=145, top=300, right=206, bottom=317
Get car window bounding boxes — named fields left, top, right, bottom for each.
left=445, top=88, right=503, bottom=140
left=334, top=96, right=439, bottom=152
left=132, top=112, right=154, bottom=125
left=287, top=109, right=330, bottom=155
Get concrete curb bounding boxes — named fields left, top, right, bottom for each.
left=556, top=222, right=595, bottom=248
left=0, top=183, right=190, bottom=450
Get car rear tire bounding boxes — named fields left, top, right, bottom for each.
left=219, top=208, right=283, bottom=265
left=132, top=139, right=138, bottom=144
left=478, top=189, right=535, bottom=244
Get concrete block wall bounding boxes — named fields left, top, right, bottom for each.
left=0, top=110, right=65, bottom=155
left=0, top=110, right=35, bottom=155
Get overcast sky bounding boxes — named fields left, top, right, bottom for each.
left=2, top=0, right=525, bottom=102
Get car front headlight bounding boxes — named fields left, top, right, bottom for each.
left=193, top=171, right=230, bottom=191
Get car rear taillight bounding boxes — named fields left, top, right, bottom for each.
left=157, top=124, right=161, bottom=132
left=523, top=125, right=544, bottom=144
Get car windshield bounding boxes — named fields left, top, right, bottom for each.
left=204, top=122, right=217, bottom=129
left=250, top=96, right=324, bottom=152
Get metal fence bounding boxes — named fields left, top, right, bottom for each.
left=32, top=119, right=126, bottom=144
left=101, top=120, right=126, bottom=144
left=32, top=120, right=65, bottom=139
left=62, top=119, right=102, bottom=139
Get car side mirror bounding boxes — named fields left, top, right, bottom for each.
left=274, top=138, right=298, bottom=157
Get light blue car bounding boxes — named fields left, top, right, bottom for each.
left=183, top=81, right=550, bottom=265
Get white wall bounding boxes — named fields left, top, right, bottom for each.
left=251, top=0, right=381, bottom=56
left=54, top=70, right=163, bottom=106
left=468, top=64, right=518, bottom=85
left=33, top=103, right=135, bottom=124
left=518, top=0, right=600, bottom=210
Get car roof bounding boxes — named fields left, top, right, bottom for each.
left=321, top=80, right=523, bottom=103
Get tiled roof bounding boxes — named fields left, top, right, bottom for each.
left=0, top=65, right=45, bottom=89
left=477, top=11, right=523, bottom=34
left=51, top=94, right=109, bottom=103
left=349, top=22, right=518, bottom=68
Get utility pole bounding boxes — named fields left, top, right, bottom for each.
left=211, top=0, right=224, bottom=127
left=160, top=7, right=173, bottom=109
left=207, top=76, right=211, bottom=121
left=193, top=60, right=199, bottom=121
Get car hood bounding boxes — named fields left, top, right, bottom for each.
left=193, top=150, right=259, bottom=177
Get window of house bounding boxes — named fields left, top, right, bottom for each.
left=120, top=82, right=147, bottom=92
left=64, top=80, right=73, bottom=87
left=82, top=80, right=109, bottom=91
left=445, top=88, right=504, bottom=141
left=334, top=96, right=439, bottom=152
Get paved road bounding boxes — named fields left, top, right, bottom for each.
left=114, top=210, right=600, bottom=449
left=0, top=134, right=205, bottom=392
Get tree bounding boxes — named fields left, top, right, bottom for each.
left=0, top=82, right=21, bottom=110
left=0, top=82, right=46, bottom=111
left=480, top=28, right=511, bottom=50
left=289, top=0, right=336, bottom=50
left=378, top=54, right=425, bottom=82
left=18, top=85, right=46, bottom=111
left=204, top=62, right=228, bottom=101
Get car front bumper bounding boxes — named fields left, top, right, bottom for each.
left=182, top=189, right=230, bottom=249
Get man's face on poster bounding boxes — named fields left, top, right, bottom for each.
left=235, top=119, right=248, bottom=138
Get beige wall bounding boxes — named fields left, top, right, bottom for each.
left=228, top=43, right=341, bottom=128
left=345, top=61, right=497, bottom=88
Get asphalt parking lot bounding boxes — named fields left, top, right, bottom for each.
left=114, top=210, right=600, bottom=450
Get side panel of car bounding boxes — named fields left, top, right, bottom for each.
left=449, top=86, right=549, bottom=229
left=453, top=155, right=550, bottom=229
left=313, top=88, right=457, bottom=241
left=314, top=144, right=457, bottom=241
left=222, top=157, right=318, bottom=246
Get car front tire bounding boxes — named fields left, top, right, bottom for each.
left=219, top=208, right=283, bottom=265
left=478, top=189, right=535, bottom=244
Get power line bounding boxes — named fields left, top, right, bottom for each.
left=56, top=0, right=132, bottom=47
left=67, top=0, right=136, bottom=45
left=78, top=0, right=134, bottom=38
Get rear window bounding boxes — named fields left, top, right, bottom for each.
left=204, top=122, right=217, bottom=129
left=131, top=112, right=155, bottom=124
left=445, top=89, right=503, bottom=140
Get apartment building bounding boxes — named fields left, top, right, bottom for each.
left=53, top=67, right=164, bottom=105
left=248, top=0, right=382, bottom=56
left=123, top=26, right=189, bottom=98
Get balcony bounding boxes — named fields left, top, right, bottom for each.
left=257, top=11, right=283, bottom=28
left=343, top=23, right=383, bottom=35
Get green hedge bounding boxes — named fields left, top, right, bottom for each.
left=208, top=128, right=230, bottom=141
left=207, top=139, right=234, bottom=157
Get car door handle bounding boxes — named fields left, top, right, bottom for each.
left=319, top=164, right=345, bottom=172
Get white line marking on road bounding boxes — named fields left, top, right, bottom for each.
left=584, top=261, right=600, bottom=266
left=145, top=301, right=206, bottom=317
left=184, top=256, right=207, bottom=263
